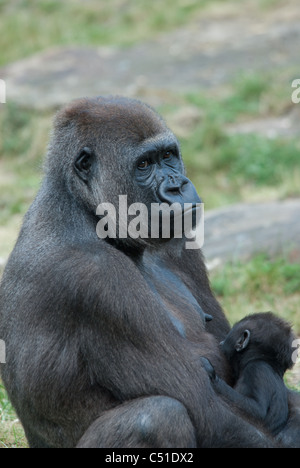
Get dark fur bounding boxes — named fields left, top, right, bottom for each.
left=204, top=313, right=296, bottom=436
left=0, top=97, right=299, bottom=447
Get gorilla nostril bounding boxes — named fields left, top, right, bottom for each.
left=167, top=185, right=181, bottom=193
left=166, top=175, right=187, bottom=194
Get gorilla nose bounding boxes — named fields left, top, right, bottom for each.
left=158, top=175, right=201, bottom=206
left=158, top=175, right=190, bottom=203
left=166, top=175, right=188, bottom=193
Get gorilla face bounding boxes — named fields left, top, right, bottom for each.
left=134, top=135, right=200, bottom=208
left=133, top=134, right=201, bottom=242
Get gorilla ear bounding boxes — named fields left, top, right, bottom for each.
left=235, top=329, right=250, bottom=352
left=74, top=147, right=94, bottom=182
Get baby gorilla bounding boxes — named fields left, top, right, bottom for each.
left=202, top=312, right=296, bottom=436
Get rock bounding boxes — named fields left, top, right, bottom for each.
left=226, top=107, right=300, bottom=139
left=2, top=10, right=300, bottom=110
left=203, top=199, right=300, bottom=269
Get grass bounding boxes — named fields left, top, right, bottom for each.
left=0, top=0, right=287, bottom=67
left=0, top=384, right=27, bottom=448
left=0, top=0, right=218, bottom=67
left=0, top=103, right=47, bottom=234
left=214, top=133, right=300, bottom=186
left=211, top=254, right=300, bottom=333
left=179, top=72, right=300, bottom=208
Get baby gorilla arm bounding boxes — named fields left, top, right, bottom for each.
left=202, top=358, right=270, bottom=422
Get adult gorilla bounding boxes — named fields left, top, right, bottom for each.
left=0, top=96, right=299, bottom=448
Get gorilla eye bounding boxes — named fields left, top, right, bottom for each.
left=138, top=160, right=150, bottom=169
left=75, top=147, right=93, bottom=182
left=80, top=156, right=91, bottom=171
left=163, top=151, right=172, bottom=159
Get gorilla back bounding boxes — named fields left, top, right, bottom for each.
left=0, top=96, right=295, bottom=448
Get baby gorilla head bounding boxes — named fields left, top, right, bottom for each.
left=202, top=312, right=297, bottom=437
left=221, top=312, right=296, bottom=378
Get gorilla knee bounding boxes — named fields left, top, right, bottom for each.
left=136, top=397, right=196, bottom=448
left=77, top=397, right=196, bottom=448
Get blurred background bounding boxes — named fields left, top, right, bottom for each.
left=0, top=0, right=299, bottom=447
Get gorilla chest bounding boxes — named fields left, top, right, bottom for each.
left=142, top=261, right=206, bottom=340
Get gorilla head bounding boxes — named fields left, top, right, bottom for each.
left=46, top=96, right=201, bottom=249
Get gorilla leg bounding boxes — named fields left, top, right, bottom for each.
left=77, top=396, right=197, bottom=448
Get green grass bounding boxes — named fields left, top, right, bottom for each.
left=0, top=0, right=285, bottom=67
left=211, top=254, right=300, bottom=332
left=0, top=0, right=216, bottom=67
left=214, top=133, right=300, bottom=186
left=0, top=383, right=15, bottom=421
left=185, top=70, right=291, bottom=123
left=0, top=384, right=27, bottom=448
left=180, top=121, right=300, bottom=209
left=0, top=103, right=47, bottom=228
left=186, top=72, right=273, bottom=124
left=179, top=70, right=300, bottom=208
